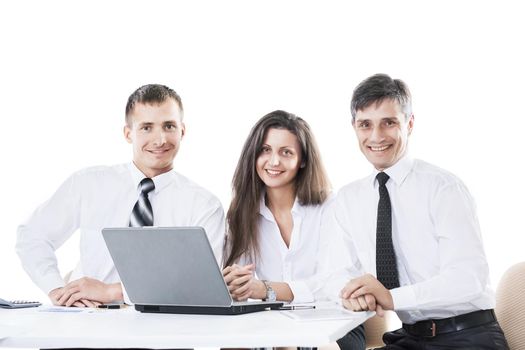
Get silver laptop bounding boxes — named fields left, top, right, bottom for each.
left=102, top=226, right=283, bottom=315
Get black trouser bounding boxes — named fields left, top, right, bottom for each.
left=336, top=324, right=366, bottom=350
left=373, top=321, right=509, bottom=350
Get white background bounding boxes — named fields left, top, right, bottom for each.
left=1, top=0, right=524, bottom=314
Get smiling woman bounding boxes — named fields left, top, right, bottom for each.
left=221, top=110, right=366, bottom=349
left=256, top=128, right=303, bottom=202
left=223, top=110, right=330, bottom=270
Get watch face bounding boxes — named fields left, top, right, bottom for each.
left=268, top=289, right=277, bottom=302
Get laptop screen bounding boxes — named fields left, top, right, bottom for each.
left=102, top=227, right=233, bottom=307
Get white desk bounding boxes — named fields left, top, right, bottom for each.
left=0, top=305, right=373, bottom=348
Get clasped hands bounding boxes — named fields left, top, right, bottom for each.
left=222, top=264, right=266, bottom=301
left=49, top=277, right=123, bottom=308
left=340, top=273, right=394, bottom=317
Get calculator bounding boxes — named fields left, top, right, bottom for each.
left=0, top=297, right=41, bottom=309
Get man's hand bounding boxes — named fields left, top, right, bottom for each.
left=340, top=274, right=394, bottom=317
left=55, top=277, right=123, bottom=307
left=222, top=264, right=266, bottom=301
left=49, top=287, right=65, bottom=305
left=49, top=286, right=101, bottom=307
left=341, top=294, right=376, bottom=311
left=341, top=294, right=387, bottom=317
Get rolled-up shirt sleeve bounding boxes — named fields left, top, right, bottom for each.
left=16, top=172, right=82, bottom=294
left=286, top=280, right=314, bottom=303
left=391, top=181, right=490, bottom=311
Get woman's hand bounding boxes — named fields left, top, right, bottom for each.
left=222, top=264, right=265, bottom=301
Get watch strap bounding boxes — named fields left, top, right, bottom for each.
left=261, top=280, right=275, bottom=301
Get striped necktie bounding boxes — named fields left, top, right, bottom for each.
left=129, top=178, right=155, bottom=227
left=375, top=172, right=400, bottom=289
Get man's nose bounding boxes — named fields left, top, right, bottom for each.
left=369, top=126, right=384, bottom=143
left=153, top=130, right=167, bottom=146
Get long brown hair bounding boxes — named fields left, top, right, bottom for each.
left=223, top=110, right=331, bottom=267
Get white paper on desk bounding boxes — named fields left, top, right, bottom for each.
left=281, top=308, right=361, bottom=321
left=38, top=306, right=89, bottom=313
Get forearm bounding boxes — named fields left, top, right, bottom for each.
left=271, top=282, right=294, bottom=302
left=246, top=279, right=293, bottom=302
left=392, top=265, right=488, bottom=311
left=108, top=282, right=124, bottom=301
left=249, top=280, right=293, bottom=302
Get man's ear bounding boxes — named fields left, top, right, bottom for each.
left=124, top=125, right=133, bottom=144
left=407, top=114, right=415, bottom=135
left=180, top=122, right=186, bottom=139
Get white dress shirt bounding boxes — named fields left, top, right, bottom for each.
left=239, top=196, right=332, bottom=303
left=16, top=163, right=225, bottom=295
left=315, top=156, right=494, bottom=324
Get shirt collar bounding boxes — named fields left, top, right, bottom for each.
left=127, top=162, right=177, bottom=193
left=369, top=155, right=414, bottom=188
left=258, top=193, right=304, bottom=222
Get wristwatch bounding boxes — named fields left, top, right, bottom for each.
left=261, top=280, right=276, bottom=302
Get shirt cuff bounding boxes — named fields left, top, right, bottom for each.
left=306, top=272, right=348, bottom=302
left=122, top=283, right=133, bottom=305
left=390, top=285, right=418, bottom=311
left=40, top=274, right=67, bottom=295
left=286, top=280, right=314, bottom=303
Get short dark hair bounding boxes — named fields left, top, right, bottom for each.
left=125, top=84, right=183, bottom=126
left=350, top=73, right=412, bottom=121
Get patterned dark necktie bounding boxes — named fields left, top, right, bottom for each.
left=375, top=172, right=400, bottom=289
left=129, top=178, right=155, bottom=227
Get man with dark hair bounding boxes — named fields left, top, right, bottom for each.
left=17, top=84, right=224, bottom=307
left=321, top=74, right=509, bottom=349
left=125, top=84, right=184, bottom=126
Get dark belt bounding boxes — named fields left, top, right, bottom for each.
left=402, top=309, right=496, bottom=338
